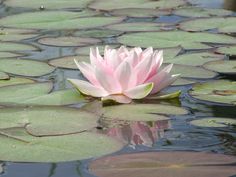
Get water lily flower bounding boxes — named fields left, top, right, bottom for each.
left=68, top=46, right=179, bottom=103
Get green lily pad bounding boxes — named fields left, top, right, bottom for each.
left=173, top=7, right=233, bottom=17
left=203, top=60, right=236, bottom=75
left=171, top=78, right=196, bottom=86
left=164, top=52, right=224, bottom=66
left=0, top=59, right=55, bottom=77
left=106, top=22, right=173, bottom=32
left=0, top=72, right=9, bottom=80
left=89, top=0, right=186, bottom=10
left=117, top=31, right=236, bottom=50
left=49, top=55, right=89, bottom=69
left=0, top=28, right=38, bottom=41
left=216, top=45, right=236, bottom=57
left=0, top=11, right=124, bottom=30
left=22, top=89, right=86, bottom=106
left=74, top=29, right=123, bottom=38
left=0, top=42, right=38, bottom=52
left=146, top=90, right=181, bottom=100
left=101, top=104, right=187, bottom=121
left=38, top=37, right=101, bottom=47
left=109, top=8, right=171, bottom=18
left=0, top=106, right=98, bottom=136
left=179, top=17, right=236, bottom=33
left=0, top=52, right=24, bottom=58
left=0, top=82, right=53, bottom=105
left=164, top=47, right=182, bottom=60
left=89, top=151, right=236, bottom=177
left=189, top=80, right=236, bottom=105
left=75, top=44, right=119, bottom=55
left=4, top=0, right=93, bottom=9
left=0, top=77, right=34, bottom=87
left=190, top=117, right=236, bottom=128
left=0, top=128, right=123, bottom=162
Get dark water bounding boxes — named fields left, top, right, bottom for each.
left=0, top=0, right=236, bottom=177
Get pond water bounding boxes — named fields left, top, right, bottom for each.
left=0, top=0, right=236, bottom=177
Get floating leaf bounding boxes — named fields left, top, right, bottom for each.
left=164, top=47, right=182, bottom=60
left=0, top=77, right=34, bottom=87
left=0, top=42, right=38, bottom=52
left=117, top=31, right=236, bottom=50
left=49, top=55, right=89, bottom=69
left=146, top=90, right=181, bottom=100
left=0, top=11, right=124, bottom=30
left=190, top=117, right=236, bottom=128
left=0, top=28, right=38, bottom=41
left=0, top=52, right=24, bottom=58
left=203, top=60, right=236, bottom=75
left=0, top=82, right=53, bottom=105
left=101, top=104, right=187, bottom=121
left=0, top=72, right=9, bottom=80
left=189, top=80, right=236, bottom=105
left=89, top=0, right=186, bottom=10
left=74, top=29, right=123, bottom=38
left=173, top=7, right=233, bottom=17
left=0, top=59, right=55, bottom=77
left=38, top=37, right=101, bottom=47
left=164, top=52, right=224, bottom=66
left=89, top=151, right=236, bottom=177
left=0, top=128, right=123, bottom=162
left=171, top=78, right=196, bottom=86
left=75, top=44, right=119, bottom=55
left=4, top=0, right=93, bottom=9
left=110, top=8, right=170, bottom=18
left=179, top=17, right=236, bottom=33
left=216, top=45, right=236, bottom=57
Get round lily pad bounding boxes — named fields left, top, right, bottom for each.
left=0, top=128, right=123, bottom=162
left=190, top=117, right=236, bottom=128
left=189, top=80, right=236, bottom=105
left=179, top=17, right=236, bottom=33
left=163, top=47, right=182, bottom=60
left=164, top=52, right=224, bottom=66
left=89, top=151, right=236, bottom=177
left=0, top=59, right=55, bottom=77
left=0, top=77, right=34, bottom=87
left=171, top=78, right=196, bottom=86
left=38, top=37, right=101, bottom=47
left=75, top=44, right=119, bottom=55
left=0, top=52, right=25, bottom=58
left=0, top=106, right=98, bottom=136
left=0, top=11, right=124, bottom=30
left=0, top=42, right=38, bottom=52
left=49, top=55, right=89, bottom=69
left=0, top=82, right=53, bottom=105
left=109, top=8, right=171, bottom=18
left=117, top=31, right=236, bottom=50
left=89, top=0, right=186, bottom=10
left=203, top=60, right=236, bottom=75
left=0, top=72, right=9, bottom=80
left=216, top=45, right=236, bottom=57
left=101, top=104, right=187, bottom=121
left=106, top=22, right=172, bottom=32
left=74, top=29, right=123, bottom=38
left=173, top=7, right=233, bottom=17
left=0, top=28, right=38, bottom=41
left=4, top=0, right=93, bottom=9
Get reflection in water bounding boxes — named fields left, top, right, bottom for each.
left=224, top=0, right=236, bottom=11
left=104, top=120, right=170, bottom=148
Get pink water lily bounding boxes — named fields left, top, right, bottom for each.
left=68, top=46, right=179, bottom=103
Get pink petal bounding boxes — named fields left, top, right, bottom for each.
left=124, top=83, right=154, bottom=99
left=67, top=79, right=108, bottom=97
left=90, top=47, right=103, bottom=66
left=141, top=47, right=153, bottom=60
left=115, top=61, right=132, bottom=90
left=102, top=94, right=132, bottom=104
left=125, top=50, right=139, bottom=67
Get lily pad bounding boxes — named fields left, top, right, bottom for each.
left=38, top=37, right=101, bottom=47
left=89, top=0, right=186, bottom=10
left=109, top=8, right=171, bottom=18
left=74, top=29, right=123, bottom=38
left=75, top=44, right=119, bottom=55
left=101, top=104, right=187, bottom=121
left=173, top=7, right=233, bottom=17
left=0, top=82, right=53, bottom=105
left=146, top=90, right=181, bottom=100
left=0, top=28, right=38, bottom=41
left=0, top=128, right=123, bottom=162
left=0, top=106, right=98, bottom=136
left=179, top=17, right=236, bottom=33
left=171, top=78, right=196, bottom=86
left=89, top=151, right=236, bottom=177
left=203, top=60, right=236, bottom=75
left=190, top=117, right=236, bottom=128
left=0, top=11, right=124, bottom=30
left=0, top=72, right=9, bottom=80
left=163, top=47, right=182, bottom=60
left=106, top=22, right=173, bottom=32
left=189, top=80, right=236, bottom=105
left=22, top=89, right=86, bottom=106
left=0, top=77, right=34, bottom=87
left=0, top=42, right=38, bottom=52
left=216, top=45, right=236, bottom=57
left=117, top=31, right=236, bottom=50
left=0, top=52, right=25, bottom=58
left=0, top=59, right=55, bottom=77
left=49, top=55, right=89, bottom=69
left=164, top=52, right=224, bottom=66
left=4, top=0, right=93, bottom=9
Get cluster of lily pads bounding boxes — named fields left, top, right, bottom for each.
left=0, top=0, right=236, bottom=176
